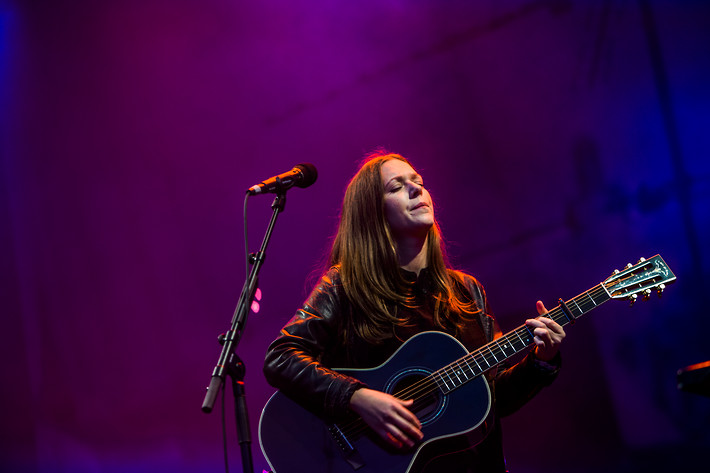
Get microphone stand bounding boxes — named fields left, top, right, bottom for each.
left=202, top=190, right=288, bottom=473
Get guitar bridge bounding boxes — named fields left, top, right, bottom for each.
left=328, top=423, right=365, bottom=470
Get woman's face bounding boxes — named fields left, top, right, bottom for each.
left=380, top=159, right=434, bottom=240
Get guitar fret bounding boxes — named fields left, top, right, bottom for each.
left=464, top=362, right=473, bottom=377
left=521, top=329, right=531, bottom=345
left=436, top=371, right=451, bottom=392
left=585, top=291, right=597, bottom=306
left=525, top=325, right=535, bottom=341
left=455, top=363, right=469, bottom=381
left=441, top=374, right=451, bottom=391
left=492, top=341, right=502, bottom=358
left=488, top=346, right=499, bottom=363
left=477, top=352, right=488, bottom=367
left=492, top=349, right=501, bottom=362
left=515, top=329, right=527, bottom=347
left=452, top=364, right=463, bottom=384
left=571, top=298, right=582, bottom=315
left=510, top=333, right=520, bottom=353
left=462, top=357, right=477, bottom=376
left=499, top=339, right=512, bottom=356
left=471, top=354, right=483, bottom=372
left=432, top=374, right=444, bottom=391
left=522, top=328, right=532, bottom=344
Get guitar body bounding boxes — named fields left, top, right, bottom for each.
left=259, top=331, right=494, bottom=473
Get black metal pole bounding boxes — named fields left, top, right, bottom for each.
left=202, top=191, right=288, bottom=473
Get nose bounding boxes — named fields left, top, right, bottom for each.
left=408, top=181, right=422, bottom=198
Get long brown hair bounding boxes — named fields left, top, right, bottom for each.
left=329, top=150, right=479, bottom=343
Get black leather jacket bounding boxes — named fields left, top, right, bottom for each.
left=263, top=266, right=560, bottom=472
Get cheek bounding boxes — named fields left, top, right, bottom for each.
left=424, top=190, right=435, bottom=219
left=383, top=196, right=404, bottom=225
left=424, top=189, right=433, bottom=205
left=382, top=199, right=396, bottom=221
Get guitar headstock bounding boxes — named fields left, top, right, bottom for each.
left=604, top=255, right=676, bottom=305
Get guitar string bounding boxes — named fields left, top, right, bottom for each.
left=400, top=285, right=608, bottom=398
left=429, top=278, right=666, bottom=390
left=338, top=273, right=662, bottom=436
left=336, top=285, right=612, bottom=438
left=336, top=284, right=611, bottom=438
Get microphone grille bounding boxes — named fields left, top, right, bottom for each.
left=294, top=163, right=318, bottom=188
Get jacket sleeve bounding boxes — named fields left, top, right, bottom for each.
left=463, top=274, right=561, bottom=418
left=490, top=316, right=561, bottom=417
left=262, top=269, right=366, bottom=420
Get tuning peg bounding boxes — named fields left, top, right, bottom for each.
left=643, top=288, right=652, bottom=300
left=612, top=269, right=620, bottom=275
left=628, top=294, right=638, bottom=306
left=625, top=263, right=633, bottom=269
left=657, top=283, right=666, bottom=297
left=637, top=257, right=646, bottom=263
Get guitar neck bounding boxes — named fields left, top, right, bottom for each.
left=433, top=283, right=611, bottom=394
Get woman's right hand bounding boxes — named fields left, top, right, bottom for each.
left=349, top=388, right=423, bottom=449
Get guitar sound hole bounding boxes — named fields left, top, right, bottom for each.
left=388, top=371, right=444, bottom=424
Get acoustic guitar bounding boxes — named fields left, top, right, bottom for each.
left=259, top=255, right=676, bottom=473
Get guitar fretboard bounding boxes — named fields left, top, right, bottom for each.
left=432, top=283, right=611, bottom=394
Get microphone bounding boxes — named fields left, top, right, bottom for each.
left=247, top=163, right=318, bottom=195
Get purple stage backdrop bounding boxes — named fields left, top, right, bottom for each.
left=1, top=1, right=708, bottom=472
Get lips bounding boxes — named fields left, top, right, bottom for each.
left=411, top=202, right=429, bottom=211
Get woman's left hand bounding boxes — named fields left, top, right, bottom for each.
left=525, top=301, right=566, bottom=361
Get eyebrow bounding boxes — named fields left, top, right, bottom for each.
left=386, top=172, right=422, bottom=187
